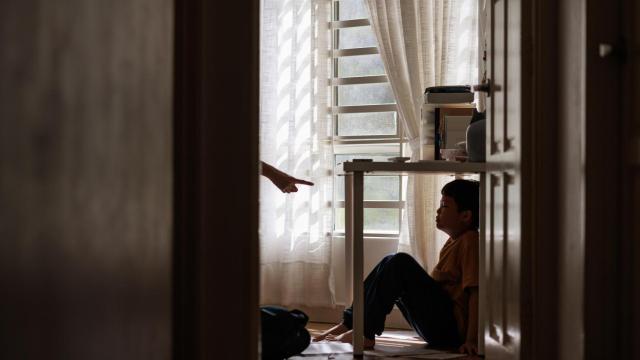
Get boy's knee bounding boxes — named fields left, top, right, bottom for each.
left=381, top=253, right=396, bottom=262
left=388, top=252, right=414, bottom=266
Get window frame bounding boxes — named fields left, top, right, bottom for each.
left=330, top=0, right=406, bottom=238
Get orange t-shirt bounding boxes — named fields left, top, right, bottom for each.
left=430, top=230, right=479, bottom=339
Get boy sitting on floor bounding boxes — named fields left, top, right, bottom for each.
left=314, top=179, right=479, bottom=356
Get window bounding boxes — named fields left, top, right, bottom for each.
left=330, top=0, right=406, bottom=240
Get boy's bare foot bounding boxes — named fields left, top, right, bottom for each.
left=312, top=323, right=348, bottom=342
left=325, top=329, right=375, bottom=349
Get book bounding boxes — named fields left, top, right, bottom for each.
left=425, top=91, right=474, bottom=104
left=424, top=85, right=471, bottom=93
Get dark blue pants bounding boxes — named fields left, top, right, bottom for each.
left=342, top=252, right=461, bottom=347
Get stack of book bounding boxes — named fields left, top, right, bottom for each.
left=424, top=85, right=474, bottom=104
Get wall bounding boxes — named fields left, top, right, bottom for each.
left=621, top=0, right=640, bottom=357
left=582, top=0, right=624, bottom=358
left=0, top=1, right=173, bottom=358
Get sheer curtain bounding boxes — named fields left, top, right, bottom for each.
left=259, top=0, right=335, bottom=307
left=366, top=0, right=478, bottom=271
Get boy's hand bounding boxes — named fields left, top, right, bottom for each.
left=458, top=342, right=478, bottom=356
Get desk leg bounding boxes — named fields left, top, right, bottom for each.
left=352, top=171, right=364, bottom=355
left=345, top=174, right=353, bottom=305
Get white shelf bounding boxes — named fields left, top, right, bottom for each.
left=342, top=160, right=487, bottom=174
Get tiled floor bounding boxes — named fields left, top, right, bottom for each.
left=291, top=322, right=482, bottom=360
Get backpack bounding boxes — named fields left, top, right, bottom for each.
left=260, top=306, right=311, bottom=359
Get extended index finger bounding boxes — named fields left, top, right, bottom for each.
left=294, top=178, right=314, bottom=186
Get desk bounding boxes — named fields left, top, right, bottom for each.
left=342, top=160, right=487, bottom=355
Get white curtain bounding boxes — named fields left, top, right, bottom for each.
left=366, top=0, right=478, bottom=271
left=259, top=0, right=335, bottom=307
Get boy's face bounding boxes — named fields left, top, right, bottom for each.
left=436, top=195, right=472, bottom=237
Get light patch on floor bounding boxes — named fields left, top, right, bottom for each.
left=291, top=322, right=471, bottom=359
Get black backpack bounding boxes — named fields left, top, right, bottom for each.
left=260, top=306, right=311, bottom=359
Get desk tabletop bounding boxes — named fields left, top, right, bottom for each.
left=342, top=160, right=487, bottom=174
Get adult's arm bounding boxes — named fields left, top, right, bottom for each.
left=260, top=161, right=314, bottom=193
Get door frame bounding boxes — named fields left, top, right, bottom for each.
left=173, top=1, right=260, bottom=359
left=522, top=0, right=560, bottom=359
left=557, top=0, right=637, bottom=358
left=525, top=0, right=630, bottom=358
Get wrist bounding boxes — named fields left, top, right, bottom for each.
left=261, top=162, right=275, bottom=178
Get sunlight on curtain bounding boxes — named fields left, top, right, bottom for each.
left=366, top=0, right=478, bottom=271
left=260, top=0, right=334, bottom=307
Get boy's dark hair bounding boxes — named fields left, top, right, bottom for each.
left=441, top=179, right=480, bottom=230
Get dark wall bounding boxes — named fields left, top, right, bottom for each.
left=0, top=1, right=173, bottom=358
left=583, top=0, right=623, bottom=358
left=620, top=0, right=640, bottom=358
